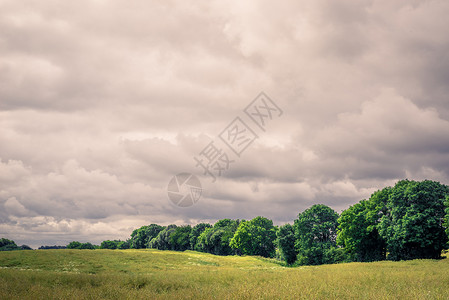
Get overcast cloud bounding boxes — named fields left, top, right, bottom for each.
left=1, top=0, right=449, bottom=248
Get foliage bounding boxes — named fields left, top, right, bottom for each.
left=118, top=239, right=131, bottom=249
left=230, top=216, right=277, bottom=258
left=79, top=242, right=95, bottom=250
left=0, top=238, right=21, bottom=251
left=196, top=219, right=241, bottom=255
left=66, top=241, right=82, bottom=249
left=148, top=225, right=177, bottom=250
left=378, top=180, right=449, bottom=260
left=322, top=246, right=348, bottom=264
left=38, top=245, right=67, bottom=250
left=100, top=240, right=123, bottom=249
left=337, top=188, right=389, bottom=262
left=276, top=224, right=297, bottom=265
left=294, top=204, right=339, bottom=265
left=170, top=225, right=192, bottom=251
left=130, top=224, right=165, bottom=249
left=66, top=241, right=96, bottom=250
left=444, top=195, right=449, bottom=245
left=189, top=223, right=212, bottom=251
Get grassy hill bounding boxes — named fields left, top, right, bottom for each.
left=1, top=249, right=449, bottom=299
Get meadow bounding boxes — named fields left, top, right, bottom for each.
left=1, top=249, right=448, bottom=299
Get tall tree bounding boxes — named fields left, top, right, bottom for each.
left=79, top=242, right=95, bottom=250
left=378, top=180, right=449, bottom=260
left=294, top=204, right=339, bottom=265
left=100, top=240, right=121, bottom=249
left=66, top=241, right=82, bottom=249
left=148, top=225, right=177, bottom=250
left=230, top=216, right=277, bottom=258
left=117, top=239, right=131, bottom=249
left=277, top=224, right=297, bottom=265
left=170, top=225, right=192, bottom=251
left=130, top=224, right=164, bottom=249
left=337, top=188, right=389, bottom=262
left=189, top=223, right=212, bottom=251
left=196, top=219, right=241, bottom=255
left=0, top=238, right=20, bottom=251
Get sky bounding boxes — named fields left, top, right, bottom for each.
left=1, top=0, right=449, bottom=248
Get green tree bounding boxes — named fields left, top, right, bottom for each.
left=67, top=241, right=82, bottom=249
left=148, top=225, right=177, bottom=250
left=79, top=242, right=95, bottom=250
left=170, top=225, right=192, bottom=251
left=277, top=224, right=297, bottom=265
left=378, top=180, right=449, bottom=260
left=230, top=216, right=277, bottom=258
left=100, top=240, right=120, bottom=249
left=294, top=204, right=339, bottom=265
left=196, top=227, right=213, bottom=253
left=131, top=224, right=165, bottom=249
left=196, top=219, right=241, bottom=255
left=337, top=188, right=389, bottom=262
left=189, top=223, right=212, bottom=251
left=0, top=238, right=20, bottom=251
left=117, top=239, right=131, bottom=249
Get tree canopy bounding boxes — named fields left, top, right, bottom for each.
left=277, top=224, right=297, bottom=265
left=378, top=180, right=449, bottom=260
left=130, top=224, right=164, bottom=249
left=230, top=216, right=277, bottom=258
left=337, top=188, right=388, bottom=262
left=294, top=204, right=340, bottom=265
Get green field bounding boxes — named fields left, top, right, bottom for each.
left=0, top=249, right=448, bottom=299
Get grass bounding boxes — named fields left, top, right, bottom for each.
left=0, top=249, right=448, bottom=299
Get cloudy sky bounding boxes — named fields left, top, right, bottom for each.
left=1, top=0, right=449, bottom=248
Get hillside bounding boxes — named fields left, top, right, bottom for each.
left=1, top=249, right=449, bottom=299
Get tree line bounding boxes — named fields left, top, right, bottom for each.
left=2, top=180, right=449, bottom=266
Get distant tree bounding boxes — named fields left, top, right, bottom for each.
left=0, top=238, right=20, bottom=251
left=208, top=229, right=232, bottom=255
left=229, top=221, right=251, bottom=256
left=131, top=224, right=165, bottom=249
left=67, top=241, right=82, bottom=249
left=117, top=239, right=131, bottom=249
left=148, top=225, right=177, bottom=250
left=20, top=245, right=33, bottom=250
left=337, top=188, right=389, bottom=262
left=189, top=223, right=212, bottom=251
left=378, top=180, right=449, bottom=260
left=66, top=241, right=95, bottom=249
left=197, top=219, right=241, bottom=255
left=100, top=240, right=121, bottom=249
left=170, top=225, right=192, bottom=251
left=196, top=227, right=213, bottom=253
left=38, top=245, right=67, bottom=250
left=80, top=242, right=95, bottom=250
left=277, top=224, right=297, bottom=265
left=294, top=204, right=339, bottom=265
left=230, top=216, right=277, bottom=258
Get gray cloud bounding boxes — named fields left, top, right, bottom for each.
left=1, top=0, right=449, bottom=248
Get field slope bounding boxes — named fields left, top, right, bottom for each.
left=1, top=249, right=448, bottom=299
